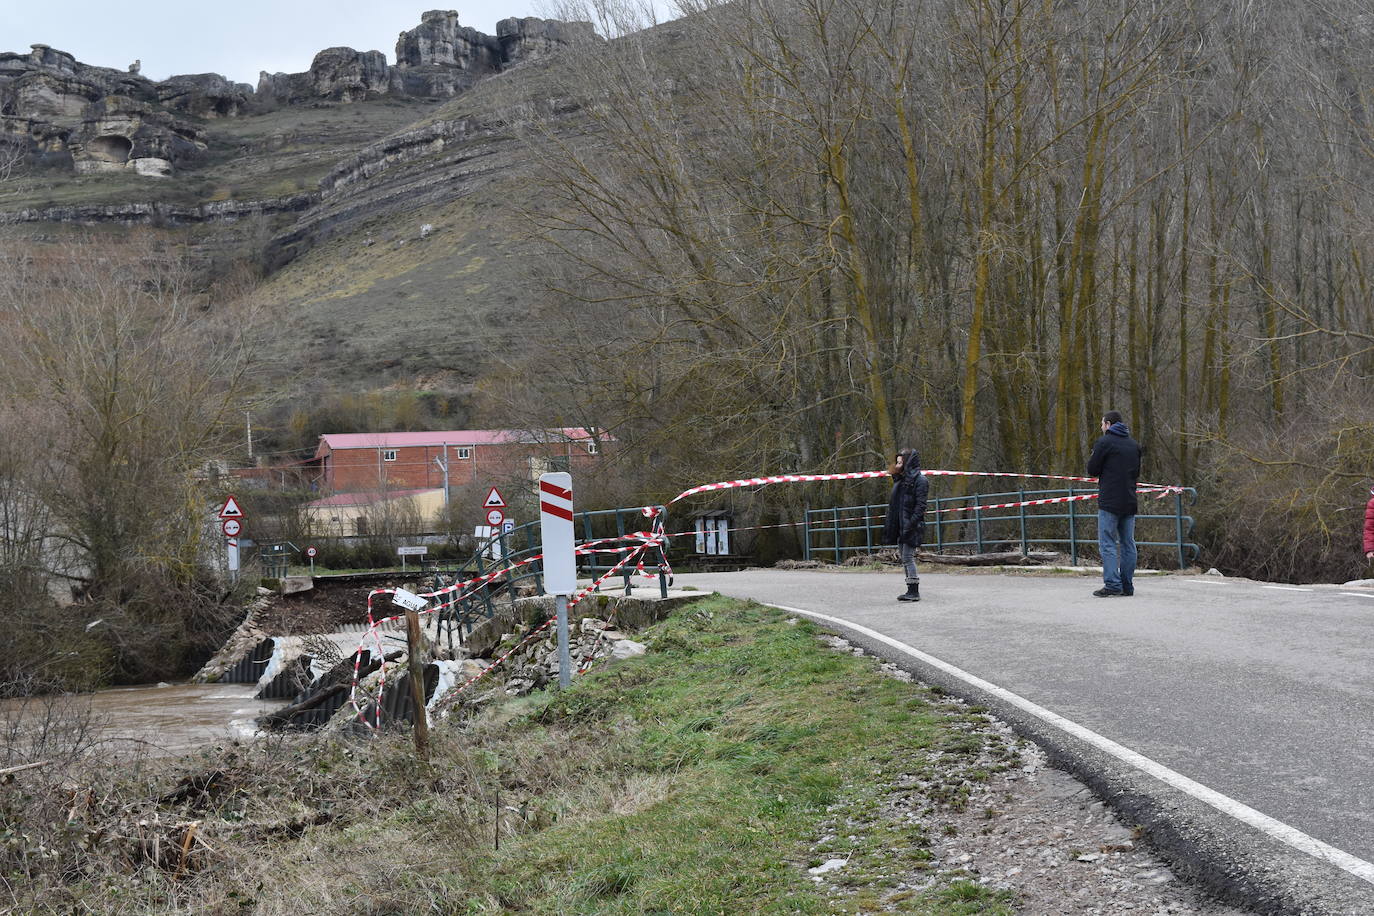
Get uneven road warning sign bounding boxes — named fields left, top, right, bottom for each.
left=219, top=495, right=244, bottom=519
left=484, top=487, right=506, bottom=509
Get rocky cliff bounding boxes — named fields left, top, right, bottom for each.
left=1, top=11, right=597, bottom=181
left=260, top=10, right=598, bottom=103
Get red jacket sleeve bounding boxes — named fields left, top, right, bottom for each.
left=1364, top=497, right=1374, bottom=554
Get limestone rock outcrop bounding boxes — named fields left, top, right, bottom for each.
left=497, top=17, right=599, bottom=66
left=0, top=44, right=208, bottom=177
left=257, top=11, right=601, bottom=104
left=258, top=47, right=391, bottom=104
left=1, top=9, right=601, bottom=190
left=157, top=73, right=253, bottom=118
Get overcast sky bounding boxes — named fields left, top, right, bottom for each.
left=3, top=2, right=547, bottom=85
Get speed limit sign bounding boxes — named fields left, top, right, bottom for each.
left=222, top=518, right=241, bottom=537
left=306, top=546, right=317, bottom=558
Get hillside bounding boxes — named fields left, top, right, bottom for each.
left=0, top=10, right=629, bottom=412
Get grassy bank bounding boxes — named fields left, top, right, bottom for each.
left=3, top=597, right=1018, bottom=914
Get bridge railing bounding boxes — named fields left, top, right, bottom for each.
left=804, top=486, right=1199, bottom=570
left=422, top=506, right=668, bottom=655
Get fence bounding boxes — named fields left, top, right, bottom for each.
left=803, top=486, right=1199, bottom=570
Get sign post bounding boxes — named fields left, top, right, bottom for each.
left=397, top=545, right=427, bottom=573
left=538, top=472, right=575, bottom=688
left=219, top=496, right=245, bottom=584
left=306, top=545, right=317, bottom=575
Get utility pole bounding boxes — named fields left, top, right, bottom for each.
left=434, top=453, right=450, bottom=525
left=246, top=411, right=253, bottom=462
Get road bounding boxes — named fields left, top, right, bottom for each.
left=672, top=568, right=1374, bottom=914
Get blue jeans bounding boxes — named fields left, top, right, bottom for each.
left=899, top=543, right=920, bottom=584
left=1098, top=510, right=1136, bottom=593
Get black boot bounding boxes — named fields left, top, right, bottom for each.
left=898, top=582, right=921, bottom=602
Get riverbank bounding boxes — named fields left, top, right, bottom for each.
left=1, top=597, right=1245, bottom=914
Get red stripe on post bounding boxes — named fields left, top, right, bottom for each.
left=541, top=501, right=574, bottom=521
left=539, top=480, right=573, bottom=500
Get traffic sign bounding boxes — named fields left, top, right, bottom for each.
left=501, top=519, right=515, bottom=534
left=306, top=546, right=317, bottom=558
left=483, top=487, right=506, bottom=508
left=221, top=518, right=241, bottom=537
left=538, top=473, right=575, bottom=594
left=218, top=495, right=244, bottom=519
left=486, top=507, right=505, bottom=526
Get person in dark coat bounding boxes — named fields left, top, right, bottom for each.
left=884, top=447, right=930, bottom=602
left=1087, top=410, right=1142, bottom=597
left=1363, top=486, right=1374, bottom=563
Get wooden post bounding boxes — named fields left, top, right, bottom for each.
left=405, top=609, right=430, bottom=763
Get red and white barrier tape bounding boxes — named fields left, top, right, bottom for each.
left=642, top=469, right=1182, bottom=518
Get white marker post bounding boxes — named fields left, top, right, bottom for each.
left=538, top=472, right=575, bottom=688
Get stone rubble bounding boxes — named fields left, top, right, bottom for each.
left=494, top=616, right=647, bottom=697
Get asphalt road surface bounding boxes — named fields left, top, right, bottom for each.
left=672, top=567, right=1374, bottom=914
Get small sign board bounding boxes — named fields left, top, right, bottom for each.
left=483, top=487, right=506, bottom=508
left=221, top=518, right=241, bottom=538
left=501, top=519, right=515, bottom=534
left=305, top=546, right=317, bottom=558
left=538, top=472, right=575, bottom=594
left=397, top=546, right=428, bottom=556
left=218, top=495, right=244, bottom=519
left=486, top=507, right=505, bottom=527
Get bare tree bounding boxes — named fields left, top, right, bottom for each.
left=0, top=135, right=25, bottom=184
left=0, top=233, right=262, bottom=680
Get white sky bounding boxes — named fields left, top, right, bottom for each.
left=2, top=2, right=545, bottom=85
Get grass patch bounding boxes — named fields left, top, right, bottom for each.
left=2, top=596, right=1012, bottom=914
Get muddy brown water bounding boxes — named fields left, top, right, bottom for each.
left=1, top=683, right=281, bottom=759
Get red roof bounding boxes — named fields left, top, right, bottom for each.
left=306, top=488, right=442, bottom=509
left=314, top=428, right=600, bottom=458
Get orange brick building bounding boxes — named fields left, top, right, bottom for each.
left=312, top=428, right=603, bottom=493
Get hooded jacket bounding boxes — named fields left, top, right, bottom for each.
left=884, top=448, right=930, bottom=548
left=1087, top=422, right=1142, bottom=517
left=1364, top=493, right=1374, bottom=554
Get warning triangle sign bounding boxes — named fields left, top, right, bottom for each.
left=219, top=495, right=244, bottom=519
left=484, top=487, right=506, bottom=509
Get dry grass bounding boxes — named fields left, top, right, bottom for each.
left=2, top=598, right=1014, bottom=915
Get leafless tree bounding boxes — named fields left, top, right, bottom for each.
left=0, top=233, right=263, bottom=679
left=0, top=135, right=25, bottom=183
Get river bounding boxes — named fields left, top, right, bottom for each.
left=1, top=683, right=282, bottom=760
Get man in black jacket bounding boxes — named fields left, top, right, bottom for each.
left=1087, top=410, right=1142, bottom=597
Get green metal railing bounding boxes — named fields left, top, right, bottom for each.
left=422, top=506, right=669, bottom=655
left=804, top=487, right=1199, bottom=569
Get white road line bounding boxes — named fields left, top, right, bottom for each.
left=1262, top=585, right=1313, bottom=592
left=1185, top=579, right=1231, bottom=585
left=1339, top=592, right=1374, bottom=600
left=767, top=602, right=1374, bottom=888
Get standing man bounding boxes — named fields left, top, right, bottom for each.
left=1088, top=410, right=1142, bottom=597
left=884, top=448, right=929, bottom=602
left=1363, top=486, right=1374, bottom=565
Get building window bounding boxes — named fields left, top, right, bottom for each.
left=382, top=449, right=397, bottom=462
left=550, top=456, right=571, bottom=474
left=586, top=441, right=599, bottom=455
left=456, top=447, right=471, bottom=460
